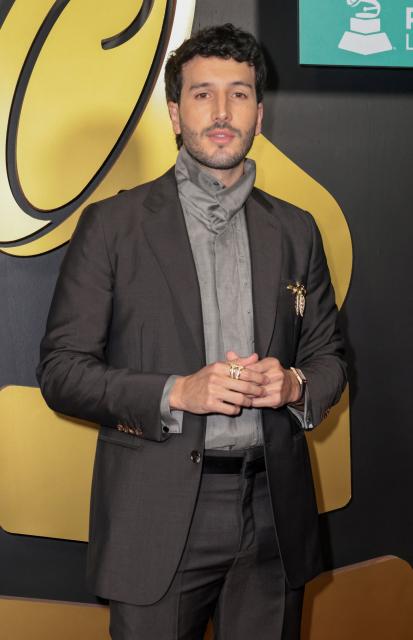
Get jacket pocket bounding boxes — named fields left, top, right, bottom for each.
left=98, top=426, right=142, bottom=450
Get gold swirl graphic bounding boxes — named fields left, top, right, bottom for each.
left=0, top=0, right=177, bottom=251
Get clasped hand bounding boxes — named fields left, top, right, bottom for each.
left=169, top=351, right=301, bottom=416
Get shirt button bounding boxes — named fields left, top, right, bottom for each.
left=190, top=450, right=202, bottom=464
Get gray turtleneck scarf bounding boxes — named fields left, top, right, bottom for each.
left=161, top=145, right=263, bottom=450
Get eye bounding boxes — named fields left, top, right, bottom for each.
left=233, top=91, right=248, bottom=99
left=195, top=92, right=210, bottom=99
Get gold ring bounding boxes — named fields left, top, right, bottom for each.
left=228, top=362, right=244, bottom=380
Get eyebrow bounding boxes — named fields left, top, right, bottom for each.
left=188, top=81, right=254, bottom=91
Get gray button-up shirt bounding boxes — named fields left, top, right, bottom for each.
left=160, top=147, right=309, bottom=448
left=162, top=147, right=262, bottom=450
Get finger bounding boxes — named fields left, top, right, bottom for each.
left=215, top=401, right=241, bottom=416
left=259, top=381, right=286, bottom=395
left=217, top=362, right=269, bottom=387
left=203, top=394, right=242, bottom=415
left=225, top=378, right=265, bottom=397
left=250, top=385, right=285, bottom=408
left=251, top=395, right=280, bottom=408
left=246, top=360, right=268, bottom=373
left=217, top=360, right=263, bottom=384
left=238, top=368, right=270, bottom=386
left=220, top=389, right=253, bottom=408
left=248, top=358, right=282, bottom=374
left=226, top=351, right=259, bottom=367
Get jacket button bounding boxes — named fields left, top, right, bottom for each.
left=190, top=450, right=201, bottom=464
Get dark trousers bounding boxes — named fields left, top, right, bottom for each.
left=109, top=448, right=304, bottom=640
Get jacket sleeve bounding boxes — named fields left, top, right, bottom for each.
left=295, top=212, right=347, bottom=427
left=36, top=203, right=169, bottom=442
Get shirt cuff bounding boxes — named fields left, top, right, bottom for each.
left=288, top=387, right=314, bottom=430
left=160, top=375, right=184, bottom=434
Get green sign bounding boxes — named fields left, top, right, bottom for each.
left=300, top=0, right=413, bottom=67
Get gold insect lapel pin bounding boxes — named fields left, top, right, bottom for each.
left=287, top=282, right=307, bottom=318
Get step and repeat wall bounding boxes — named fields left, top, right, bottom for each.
left=0, top=1, right=412, bottom=638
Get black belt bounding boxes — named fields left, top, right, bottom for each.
left=203, top=454, right=266, bottom=475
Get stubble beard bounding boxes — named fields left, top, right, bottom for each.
left=180, top=122, right=257, bottom=171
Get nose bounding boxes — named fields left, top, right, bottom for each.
left=212, top=92, right=231, bottom=123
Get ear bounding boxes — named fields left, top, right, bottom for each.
left=167, top=101, right=181, bottom=135
left=255, top=102, right=264, bottom=136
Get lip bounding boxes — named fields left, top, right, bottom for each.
left=207, top=130, right=235, bottom=143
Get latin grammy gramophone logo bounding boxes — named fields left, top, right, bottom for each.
left=339, top=0, right=392, bottom=55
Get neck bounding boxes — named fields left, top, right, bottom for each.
left=189, top=155, right=245, bottom=188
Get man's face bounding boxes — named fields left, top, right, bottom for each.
left=168, top=55, right=263, bottom=172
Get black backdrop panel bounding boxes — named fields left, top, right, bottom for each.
left=258, top=2, right=413, bottom=570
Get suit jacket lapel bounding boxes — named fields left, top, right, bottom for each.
left=246, top=188, right=282, bottom=358
left=141, top=169, right=205, bottom=366
left=141, top=170, right=282, bottom=364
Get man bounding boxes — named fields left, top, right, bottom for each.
left=37, top=24, right=346, bottom=640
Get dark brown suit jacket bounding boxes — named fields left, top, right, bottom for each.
left=37, top=167, right=346, bottom=605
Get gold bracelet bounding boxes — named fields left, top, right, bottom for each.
left=290, top=366, right=305, bottom=401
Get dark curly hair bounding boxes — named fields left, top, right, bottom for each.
left=165, top=24, right=267, bottom=147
